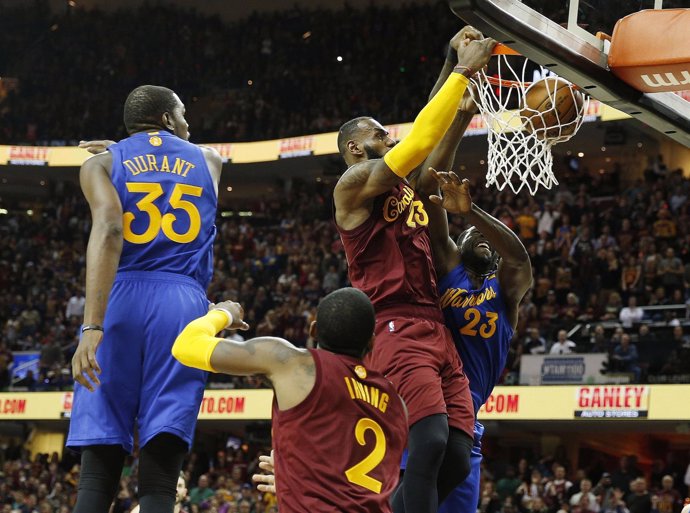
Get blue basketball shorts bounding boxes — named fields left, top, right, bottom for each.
left=67, top=271, right=209, bottom=454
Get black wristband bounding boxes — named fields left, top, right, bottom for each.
left=81, top=324, right=104, bottom=333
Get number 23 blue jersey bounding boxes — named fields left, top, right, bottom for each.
left=438, top=264, right=513, bottom=414
left=108, top=131, right=217, bottom=288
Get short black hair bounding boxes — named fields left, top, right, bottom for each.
left=123, top=85, right=179, bottom=134
left=337, top=116, right=370, bottom=156
left=316, top=287, right=375, bottom=358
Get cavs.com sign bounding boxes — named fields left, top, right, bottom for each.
left=575, top=385, right=649, bottom=419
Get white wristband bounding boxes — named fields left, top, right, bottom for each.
left=214, top=308, right=234, bottom=329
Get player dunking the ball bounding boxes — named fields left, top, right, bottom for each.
left=333, top=34, right=496, bottom=512
left=68, top=85, right=222, bottom=513
left=172, top=288, right=408, bottom=513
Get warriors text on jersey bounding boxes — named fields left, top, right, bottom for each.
left=438, top=264, right=514, bottom=414
left=272, top=350, right=407, bottom=513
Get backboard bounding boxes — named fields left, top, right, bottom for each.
left=448, top=0, right=690, bottom=148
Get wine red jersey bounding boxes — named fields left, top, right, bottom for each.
left=337, top=182, right=440, bottom=318
left=272, top=349, right=408, bottom=513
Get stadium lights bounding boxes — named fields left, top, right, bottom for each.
left=578, top=152, right=584, bottom=157
left=336, top=56, right=343, bottom=62
left=26, top=210, right=33, bottom=215
left=601, top=147, right=606, bottom=152
left=238, top=211, right=253, bottom=217
left=0, top=209, right=7, bottom=215
left=302, top=31, right=312, bottom=39
left=226, top=186, right=233, bottom=192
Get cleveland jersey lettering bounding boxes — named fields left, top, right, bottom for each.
left=108, top=131, right=217, bottom=288
left=438, top=264, right=514, bottom=413
left=338, top=182, right=438, bottom=313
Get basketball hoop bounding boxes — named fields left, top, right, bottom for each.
left=470, top=44, right=589, bottom=195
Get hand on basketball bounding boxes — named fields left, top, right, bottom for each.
left=428, top=168, right=472, bottom=215
left=456, top=37, right=497, bottom=75
left=72, top=329, right=102, bottom=392
left=210, top=301, right=250, bottom=331
left=252, top=450, right=276, bottom=493
left=79, top=139, right=116, bottom=154
left=449, top=26, right=483, bottom=54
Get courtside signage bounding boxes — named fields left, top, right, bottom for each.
left=1, top=385, right=684, bottom=421
left=0, top=104, right=614, bottom=168
left=575, top=385, right=649, bottom=419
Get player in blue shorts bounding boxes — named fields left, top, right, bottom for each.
left=67, top=85, right=223, bottom=513
left=420, top=169, right=533, bottom=513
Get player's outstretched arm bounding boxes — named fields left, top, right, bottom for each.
left=334, top=38, right=495, bottom=222
left=73, top=153, right=123, bottom=392
left=429, top=171, right=532, bottom=328
left=172, top=302, right=316, bottom=410
left=79, top=140, right=116, bottom=154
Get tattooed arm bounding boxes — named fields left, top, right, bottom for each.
left=172, top=301, right=315, bottom=410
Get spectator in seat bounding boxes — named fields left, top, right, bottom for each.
left=671, top=326, right=690, bottom=350
left=571, top=479, right=600, bottom=513
left=610, top=334, right=641, bottom=382
left=619, top=296, right=644, bottom=328
left=189, top=475, right=214, bottom=506
left=546, top=466, right=573, bottom=508
left=604, top=489, right=630, bottom=513
left=657, top=248, right=684, bottom=295
left=550, top=330, right=577, bottom=355
left=590, top=325, right=610, bottom=354
left=626, top=478, right=652, bottom=513
left=594, top=473, right=615, bottom=512
left=525, top=328, right=547, bottom=355
left=497, top=466, right=523, bottom=501
left=654, top=475, right=682, bottom=513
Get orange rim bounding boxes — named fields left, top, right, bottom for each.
left=492, top=43, right=521, bottom=56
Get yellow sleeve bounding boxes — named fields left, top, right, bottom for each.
left=383, top=72, right=469, bottom=177
left=171, top=309, right=229, bottom=372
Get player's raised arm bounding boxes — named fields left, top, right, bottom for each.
left=333, top=38, right=496, bottom=223
left=171, top=301, right=316, bottom=410
left=72, top=153, right=123, bottom=392
left=430, top=171, right=532, bottom=328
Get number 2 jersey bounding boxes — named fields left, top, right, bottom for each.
left=107, top=130, right=217, bottom=288
left=272, top=349, right=408, bottom=513
left=438, top=264, right=514, bottom=414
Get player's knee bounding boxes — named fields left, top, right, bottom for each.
left=138, top=433, right=187, bottom=497
left=408, top=414, right=449, bottom=463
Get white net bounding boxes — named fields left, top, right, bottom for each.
left=470, top=51, right=589, bottom=195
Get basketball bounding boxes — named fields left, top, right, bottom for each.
left=521, top=77, right=584, bottom=139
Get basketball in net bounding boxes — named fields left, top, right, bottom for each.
left=469, top=44, right=589, bottom=195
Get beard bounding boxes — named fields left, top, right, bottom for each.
left=461, top=248, right=495, bottom=276
left=363, top=144, right=385, bottom=160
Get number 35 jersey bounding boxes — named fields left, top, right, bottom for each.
left=272, top=349, right=408, bottom=513
left=108, top=131, right=217, bottom=288
left=438, top=264, right=514, bottom=414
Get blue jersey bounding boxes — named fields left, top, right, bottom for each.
left=437, top=264, right=513, bottom=414
left=108, top=131, right=217, bottom=288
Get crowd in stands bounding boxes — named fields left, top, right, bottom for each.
left=0, top=439, right=689, bottom=513
left=1, top=0, right=686, bottom=146
left=0, top=441, right=277, bottom=513
left=2, top=163, right=690, bottom=389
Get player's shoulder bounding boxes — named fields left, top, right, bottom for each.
left=197, top=144, right=222, bottom=162
left=335, top=160, right=378, bottom=190
left=81, top=151, right=112, bottom=170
